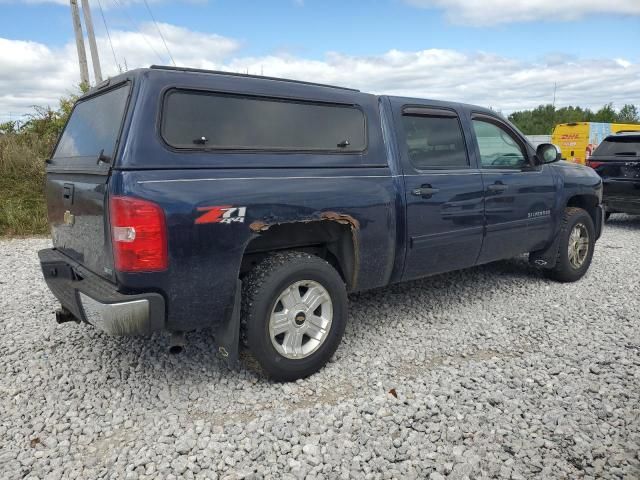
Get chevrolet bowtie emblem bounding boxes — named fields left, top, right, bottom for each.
left=63, top=210, right=75, bottom=226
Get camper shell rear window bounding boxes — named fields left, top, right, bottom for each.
left=160, top=89, right=367, bottom=153
left=53, top=83, right=130, bottom=161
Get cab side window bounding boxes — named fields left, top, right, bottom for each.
left=402, top=113, right=469, bottom=170
left=473, top=119, right=527, bottom=169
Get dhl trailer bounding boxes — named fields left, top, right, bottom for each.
left=552, top=122, right=640, bottom=165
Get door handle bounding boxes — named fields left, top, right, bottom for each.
left=412, top=185, right=439, bottom=198
left=487, top=183, right=508, bottom=193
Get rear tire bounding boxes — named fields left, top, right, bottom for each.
left=543, top=207, right=595, bottom=283
left=241, top=251, right=348, bottom=381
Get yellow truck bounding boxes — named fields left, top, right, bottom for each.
left=551, top=122, right=640, bottom=165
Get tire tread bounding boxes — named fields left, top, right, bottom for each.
left=544, top=207, right=594, bottom=283
left=240, top=251, right=346, bottom=381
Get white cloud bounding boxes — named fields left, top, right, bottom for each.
left=226, top=50, right=640, bottom=112
left=404, top=0, right=640, bottom=25
left=1, top=23, right=639, bottom=121
left=98, top=22, right=240, bottom=71
left=0, top=23, right=240, bottom=119
left=0, top=38, right=80, bottom=118
left=615, top=58, right=632, bottom=68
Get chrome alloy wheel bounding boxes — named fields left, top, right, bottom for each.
left=568, top=222, right=589, bottom=269
left=269, top=280, right=333, bottom=359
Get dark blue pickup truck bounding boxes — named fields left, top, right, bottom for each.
left=39, top=66, right=603, bottom=380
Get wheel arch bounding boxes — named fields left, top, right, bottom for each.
left=530, top=196, right=600, bottom=269
left=565, top=194, right=599, bottom=228
left=241, top=216, right=359, bottom=291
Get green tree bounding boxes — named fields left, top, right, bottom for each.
left=591, top=103, right=617, bottom=123
left=618, top=104, right=639, bottom=123
left=508, top=104, right=556, bottom=135
left=508, top=103, right=639, bottom=134
left=0, top=120, right=19, bottom=135
left=20, top=85, right=85, bottom=141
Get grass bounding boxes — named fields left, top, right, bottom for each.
left=0, top=133, right=51, bottom=236
left=0, top=88, right=85, bottom=237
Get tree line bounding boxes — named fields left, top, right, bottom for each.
left=507, top=103, right=639, bottom=135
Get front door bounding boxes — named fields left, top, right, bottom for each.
left=397, top=105, right=485, bottom=281
left=470, top=113, right=557, bottom=264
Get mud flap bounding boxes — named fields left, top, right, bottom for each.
left=595, top=205, right=604, bottom=240
left=214, top=279, right=242, bottom=368
left=529, top=235, right=560, bottom=269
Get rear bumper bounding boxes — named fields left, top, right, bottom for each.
left=38, top=248, right=165, bottom=335
left=603, top=195, right=640, bottom=215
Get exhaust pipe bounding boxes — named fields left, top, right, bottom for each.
left=55, top=307, right=78, bottom=324
left=168, top=331, right=186, bottom=355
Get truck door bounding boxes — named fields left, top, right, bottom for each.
left=396, top=105, right=485, bottom=281
left=470, top=113, right=557, bottom=264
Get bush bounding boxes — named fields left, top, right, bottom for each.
left=0, top=132, right=50, bottom=235
left=0, top=88, right=82, bottom=236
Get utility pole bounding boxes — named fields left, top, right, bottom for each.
left=70, top=0, right=89, bottom=86
left=80, top=0, right=103, bottom=83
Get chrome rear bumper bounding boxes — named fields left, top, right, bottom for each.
left=39, top=248, right=165, bottom=336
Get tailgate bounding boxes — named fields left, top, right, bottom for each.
left=46, top=82, right=131, bottom=280
left=592, top=157, right=640, bottom=180
left=589, top=135, right=640, bottom=201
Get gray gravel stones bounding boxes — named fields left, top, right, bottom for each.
left=1, top=215, right=640, bottom=479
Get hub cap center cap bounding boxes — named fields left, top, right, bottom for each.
left=294, top=312, right=306, bottom=326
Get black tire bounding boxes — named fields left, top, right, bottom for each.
left=543, top=207, right=595, bottom=283
left=241, top=251, right=348, bottom=381
left=604, top=211, right=612, bottom=222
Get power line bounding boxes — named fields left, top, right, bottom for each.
left=96, top=0, right=120, bottom=72
left=142, top=0, right=176, bottom=66
left=110, top=0, right=164, bottom=64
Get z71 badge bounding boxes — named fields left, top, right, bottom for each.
left=195, top=206, right=247, bottom=224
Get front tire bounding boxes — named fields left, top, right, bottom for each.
left=241, top=251, right=348, bottom=381
left=543, top=207, right=595, bottom=283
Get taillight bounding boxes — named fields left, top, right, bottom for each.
left=109, top=196, right=168, bottom=272
left=587, top=160, right=603, bottom=169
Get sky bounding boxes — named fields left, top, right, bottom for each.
left=0, top=0, right=639, bottom=121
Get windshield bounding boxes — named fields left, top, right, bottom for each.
left=593, top=135, right=640, bottom=157
left=53, top=83, right=130, bottom=160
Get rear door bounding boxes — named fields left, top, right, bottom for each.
left=396, top=104, right=485, bottom=280
left=46, top=82, right=131, bottom=279
left=470, top=113, right=557, bottom=264
left=590, top=135, right=640, bottom=212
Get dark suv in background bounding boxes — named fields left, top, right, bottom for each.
left=588, top=132, right=640, bottom=219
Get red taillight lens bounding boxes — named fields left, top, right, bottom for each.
left=109, top=196, right=168, bottom=272
left=588, top=161, right=603, bottom=169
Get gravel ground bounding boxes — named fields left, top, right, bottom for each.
left=1, top=216, right=639, bottom=480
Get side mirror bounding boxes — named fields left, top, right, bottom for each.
left=536, top=143, right=561, bottom=164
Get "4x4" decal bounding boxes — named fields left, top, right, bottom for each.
left=195, top=206, right=247, bottom=224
